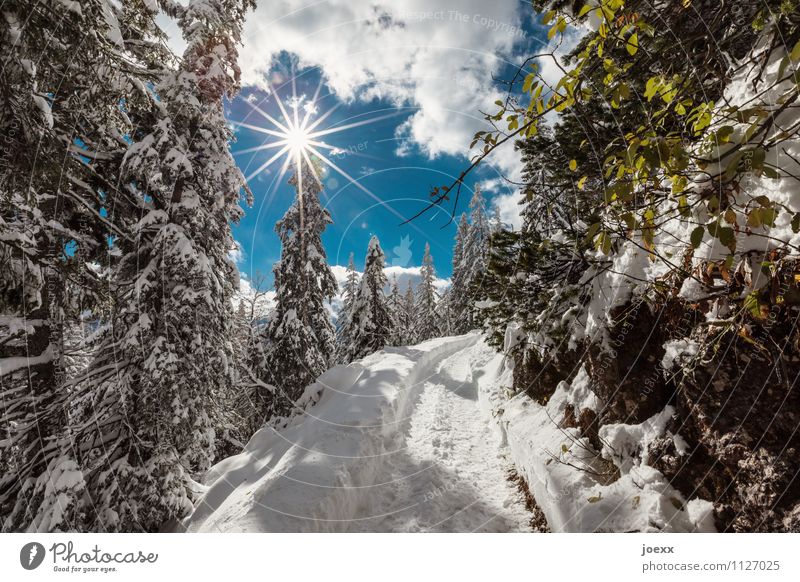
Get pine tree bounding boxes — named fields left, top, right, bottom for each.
left=490, top=206, right=504, bottom=234
left=448, top=186, right=492, bottom=334
left=335, top=252, right=359, bottom=362
left=258, top=158, right=337, bottom=418
left=414, top=243, right=441, bottom=342
left=449, top=213, right=471, bottom=334
left=0, top=0, right=174, bottom=531
left=52, top=0, right=256, bottom=532
left=400, top=281, right=416, bottom=345
left=437, top=287, right=454, bottom=337
left=344, top=236, right=393, bottom=361
left=214, top=299, right=256, bottom=460
left=387, top=275, right=403, bottom=345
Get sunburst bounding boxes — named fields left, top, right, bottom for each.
left=233, top=78, right=411, bottom=226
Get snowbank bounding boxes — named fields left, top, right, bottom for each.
left=182, top=334, right=479, bottom=532
left=473, top=341, right=716, bottom=532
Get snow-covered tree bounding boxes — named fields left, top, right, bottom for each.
left=449, top=213, right=471, bottom=334
left=437, top=287, right=455, bottom=337
left=48, top=0, right=257, bottom=532
left=334, top=252, right=359, bottom=362
left=229, top=272, right=274, bottom=441
left=387, top=275, right=404, bottom=345
left=448, top=186, right=492, bottom=334
left=257, top=157, right=337, bottom=418
left=490, top=206, right=504, bottom=234
left=414, top=243, right=441, bottom=342
left=399, top=281, right=416, bottom=345
left=0, top=0, right=177, bottom=531
left=343, top=236, right=393, bottom=361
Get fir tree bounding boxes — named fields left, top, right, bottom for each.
left=449, top=213, right=471, bottom=334
left=400, top=281, right=416, bottom=345
left=57, top=0, right=255, bottom=532
left=414, top=243, right=441, bottom=342
left=0, top=0, right=174, bottom=531
left=344, top=236, right=393, bottom=361
left=387, top=275, right=403, bottom=345
left=462, top=185, right=491, bottom=328
left=334, top=252, right=359, bottom=362
left=437, top=287, right=454, bottom=337
left=448, top=186, right=492, bottom=334
left=258, top=158, right=337, bottom=418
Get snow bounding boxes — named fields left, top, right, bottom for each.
left=32, top=95, right=53, bottom=128
left=181, top=333, right=717, bottom=533
left=182, top=333, right=532, bottom=532
left=599, top=407, right=675, bottom=475
left=475, top=346, right=716, bottom=533
left=660, top=338, right=700, bottom=373
left=0, top=345, right=54, bottom=375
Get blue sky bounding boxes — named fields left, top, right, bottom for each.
left=158, top=2, right=572, bottom=285
left=229, top=66, right=501, bottom=282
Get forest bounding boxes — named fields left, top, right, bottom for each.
left=2, top=0, right=800, bottom=533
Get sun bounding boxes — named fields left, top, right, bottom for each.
left=285, top=125, right=311, bottom=155
left=231, top=76, right=425, bottom=230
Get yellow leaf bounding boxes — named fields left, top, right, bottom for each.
left=569, top=159, right=578, bottom=172
left=626, top=33, right=638, bottom=56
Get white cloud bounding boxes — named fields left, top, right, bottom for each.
left=235, top=1, right=530, bottom=171
left=158, top=1, right=585, bottom=229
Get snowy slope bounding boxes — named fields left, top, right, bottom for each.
left=182, top=334, right=532, bottom=532
left=473, top=342, right=717, bottom=533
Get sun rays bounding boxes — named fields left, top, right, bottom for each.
left=234, top=78, right=391, bottom=197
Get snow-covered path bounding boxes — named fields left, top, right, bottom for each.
left=353, top=341, right=531, bottom=532
left=182, top=334, right=532, bottom=532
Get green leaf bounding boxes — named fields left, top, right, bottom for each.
left=578, top=3, right=593, bottom=18
left=626, top=33, right=638, bottom=56
left=722, top=151, right=743, bottom=181
left=644, top=77, right=659, bottom=101
left=791, top=39, right=800, bottom=62
left=760, top=207, right=778, bottom=227
left=690, top=226, right=704, bottom=248
left=622, top=212, right=636, bottom=231
left=747, top=208, right=762, bottom=228
left=754, top=195, right=771, bottom=207
left=585, top=222, right=601, bottom=242
left=595, top=231, right=612, bottom=255
left=744, top=292, right=761, bottom=318
left=714, top=125, right=735, bottom=144
left=792, top=213, right=800, bottom=233
left=717, top=226, right=737, bottom=253
left=751, top=148, right=766, bottom=171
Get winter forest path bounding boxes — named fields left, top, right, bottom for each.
left=183, top=334, right=532, bottom=532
